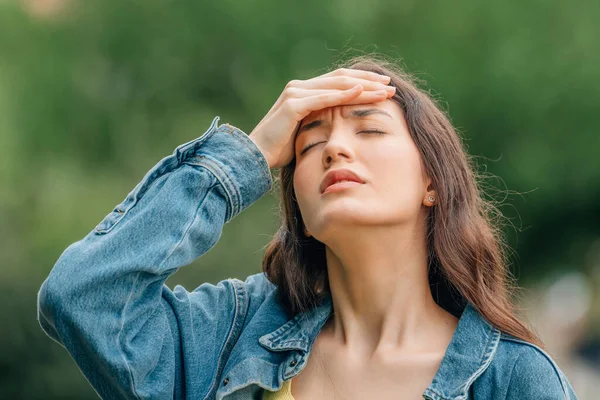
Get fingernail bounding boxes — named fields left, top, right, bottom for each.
left=379, top=75, right=391, bottom=82
left=386, top=86, right=396, bottom=93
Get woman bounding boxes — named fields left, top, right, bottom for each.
left=37, top=56, right=578, bottom=399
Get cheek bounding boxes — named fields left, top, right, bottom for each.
left=370, top=148, right=425, bottom=204
left=293, top=166, right=315, bottom=210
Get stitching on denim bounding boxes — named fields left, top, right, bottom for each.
left=208, top=280, right=251, bottom=399
left=220, top=358, right=282, bottom=396
left=117, top=271, right=143, bottom=400
left=95, top=157, right=176, bottom=235
left=269, top=335, right=309, bottom=349
left=152, top=171, right=214, bottom=398
left=272, top=339, right=307, bottom=346
left=460, top=327, right=500, bottom=398
left=425, top=387, right=450, bottom=400
left=176, top=117, right=220, bottom=163
left=159, top=168, right=214, bottom=269
left=97, top=118, right=220, bottom=236
left=430, top=326, right=500, bottom=400
left=147, top=182, right=218, bottom=388
left=226, top=126, right=271, bottom=194
left=185, top=158, right=238, bottom=222
left=201, top=155, right=240, bottom=218
left=264, top=317, right=301, bottom=343
left=204, top=280, right=241, bottom=400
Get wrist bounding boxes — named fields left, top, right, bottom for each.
left=249, top=133, right=274, bottom=169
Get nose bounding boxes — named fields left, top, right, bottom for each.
left=321, top=129, right=355, bottom=167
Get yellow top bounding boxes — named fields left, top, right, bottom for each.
left=262, top=378, right=295, bottom=400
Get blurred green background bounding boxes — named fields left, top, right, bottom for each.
left=1, top=0, right=599, bottom=398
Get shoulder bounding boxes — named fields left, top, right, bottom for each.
left=240, top=271, right=277, bottom=291
left=498, top=334, right=566, bottom=380
left=235, top=271, right=278, bottom=303
left=170, top=272, right=278, bottom=320
left=230, top=271, right=284, bottom=320
left=487, top=333, right=578, bottom=399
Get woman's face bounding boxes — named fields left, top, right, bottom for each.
left=293, top=99, right=432, bottom=242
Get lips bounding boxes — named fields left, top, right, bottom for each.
left=320, top=168, right=365, bottom=194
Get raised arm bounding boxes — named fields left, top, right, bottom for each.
left=37, top=117, right=272, bottom=399
left=37, top=68, right=395, bottom=399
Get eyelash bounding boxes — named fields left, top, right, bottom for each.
left=300, top=129, right=386, bottom=155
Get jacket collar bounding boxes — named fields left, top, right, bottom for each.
left=258, top=293, right=334, bottom=353
left=258, top=293, right=501, bottom=400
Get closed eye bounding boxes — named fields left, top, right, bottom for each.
left=300, top=129, right=386, bottom=155
left=359, top=129, right=386, bottom=135
left=300, top=141, right=321, bottom=155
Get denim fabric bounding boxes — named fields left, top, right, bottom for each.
left=37, top=117, right=578, bottom=399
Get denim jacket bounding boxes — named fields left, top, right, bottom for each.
left=37, top=117, right=578, bottom=400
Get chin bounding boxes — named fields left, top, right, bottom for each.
left=314, top=208, right=379, bottom=231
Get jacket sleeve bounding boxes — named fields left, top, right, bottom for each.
left=505, top=345, right=578, bottom=400
left=36, top=117, right=273, bottom=400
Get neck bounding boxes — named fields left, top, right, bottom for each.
left=321, top=219, right=456, bottom=361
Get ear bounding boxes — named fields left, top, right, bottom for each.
left=423, top=178, right=437, bottom=207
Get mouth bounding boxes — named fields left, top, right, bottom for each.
left=320, top=168, right=365, bottom=194
left=322, top=180, right=363, bottom=195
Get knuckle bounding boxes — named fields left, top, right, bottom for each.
left=285, top=87, right=299, bottom=98
left=285, top=79, right=301, bottom=89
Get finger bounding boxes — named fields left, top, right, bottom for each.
left=288, top=76, right=392, bottom=92
left=341, top=89, right=394, bottom=105
left=320, top=67, right=391, bottom=84
left=290, top=85, right=368, bottom=118
left=283, top=86, right=395, bottom=99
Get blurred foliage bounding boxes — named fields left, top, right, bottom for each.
left=0, top=0, right=599, bottom=397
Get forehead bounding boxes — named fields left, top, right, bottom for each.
left=301, top=100, right=400, bottom=123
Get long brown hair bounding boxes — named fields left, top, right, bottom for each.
left=262, top=54, right=544, bottom=349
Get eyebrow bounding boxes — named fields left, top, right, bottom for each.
left=296, top=108, right=393, bottom=137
